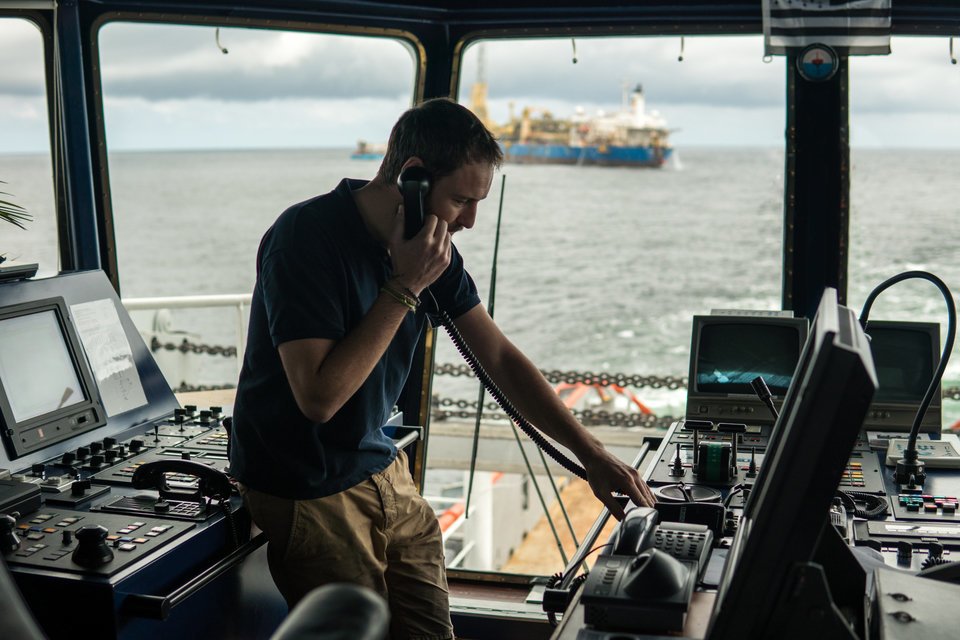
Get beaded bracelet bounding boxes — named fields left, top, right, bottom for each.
left=381, top=281, right=418, bottom=312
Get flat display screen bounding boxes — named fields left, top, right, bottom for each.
left=0, top=296, right=105, bottom=459
left=0, top=310, right=84, bottom=422
left=868, top=326, right=935, bottom=404
left=694, top=323, right=802, bottom=396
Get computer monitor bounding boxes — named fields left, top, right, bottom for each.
left=706, top=288, right=877, bottom=639
left=686, top=314, right=808, bottom=425
left=0, top=297, right=106, bottom=459
left=862, top=320, right=941, bottom=433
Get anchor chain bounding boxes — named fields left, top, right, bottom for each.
left=174, top=382, right=236, bottom=393
left=431, top=396, right=676, bottom=429
left=150, top=336, right=237, bottom=358
left=434, top=362, right=687, bottom=391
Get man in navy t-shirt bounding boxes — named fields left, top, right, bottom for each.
left=230, top=98, right=654, bottom=640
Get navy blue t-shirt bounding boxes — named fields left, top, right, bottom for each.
left=230, top=178, right=480, bottom=499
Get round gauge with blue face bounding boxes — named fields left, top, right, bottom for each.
left=797, top=44, right=839, bottom=82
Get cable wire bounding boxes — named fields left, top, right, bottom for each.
left=429, top=297, right=587, bottom=480
left=859, top=271, right=957, bottom=479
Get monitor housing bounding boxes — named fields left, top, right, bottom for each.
left=706, top=288, right=877, bottom=638
left=0, top=297, right=106, bottom=459
left=862, top=320, right=941, bottom=433
left=686, top=314, right=809, bottom=425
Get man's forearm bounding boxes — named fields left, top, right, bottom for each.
left=299, top=292, right=412, bottom=421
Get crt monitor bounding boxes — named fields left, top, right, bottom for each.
left=686, top=314, right=808, bottom=425
left=0, top=297, right=106, bottom=459
left=706, top=288, right=877, bottom=639
left=861, top=320, right=941, bottom=433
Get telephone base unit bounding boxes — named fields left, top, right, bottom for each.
left=581, top=553, right=696, bottom=634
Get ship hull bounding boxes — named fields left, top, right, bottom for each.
left=503, top=143, right=672, bottom=167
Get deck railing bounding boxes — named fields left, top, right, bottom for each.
left=121, top=293, right=253, bottom=380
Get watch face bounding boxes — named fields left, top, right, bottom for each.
left=797, top=44, right=839, bottom=82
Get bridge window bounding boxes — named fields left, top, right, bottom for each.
left=0, top=17, right=57, bottom=277
left=848, top=36, right=960, bottom=429
left=96, top=20, right=414, bottom=389
left=426, top=36, right=786, bottom=577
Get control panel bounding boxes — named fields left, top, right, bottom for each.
left=7, top=508, right=195, bottom=576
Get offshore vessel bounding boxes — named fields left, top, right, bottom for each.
left=496, top=84, right=673, bottom=168
left=350, top=139, right=386, bottom=160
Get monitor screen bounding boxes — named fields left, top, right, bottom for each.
left=862, top=321, right=941, bottom=432
left=686, top=315, right=808, bottom=424
left=0, top=310, right=85, bottom=422
left=707, top=288, right=877, bottom=638
left=0, top=297, right=106, bottom=459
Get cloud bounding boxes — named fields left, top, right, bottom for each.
left=464, top=35, right=960, bottom=116
left=851, top=38, right=960, bottom=114
left=463, top=37, right=786, bottom=111
left=97, top=23, right=415, bottom=101
left=0, top=18, right=46, bottom=97
left=3, top=15, right=960, bottom=152
left=101, top=95, right=407, bottom=150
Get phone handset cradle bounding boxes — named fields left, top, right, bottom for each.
left=131, top=459, right=232, bottom=514
left=397, top=166, right=589, bottom=481
left=582, top=507, right=699, bottom=634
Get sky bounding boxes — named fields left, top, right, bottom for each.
left=2, top=16, right=960, bottom=153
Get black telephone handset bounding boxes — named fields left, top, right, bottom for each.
left=612, top=506, right=659, bottom=555
left=398, top=165, right=431, bottom=239
left=131, top=459, right=232, bottom=501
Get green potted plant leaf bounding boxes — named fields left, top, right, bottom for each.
left=1, top=180, right=32, bottom=268
left=0, top=180, right=31, bottom=230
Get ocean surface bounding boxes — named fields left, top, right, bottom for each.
left=3, top=147, right=960, bottom=426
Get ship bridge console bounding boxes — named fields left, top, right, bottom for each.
left=551, top=289, right=960, bottom=639
left=0, top=270, right=295, bottom=639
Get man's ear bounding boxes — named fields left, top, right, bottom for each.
left=399, top=157, right=425, bottom=173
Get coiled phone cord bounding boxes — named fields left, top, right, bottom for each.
left=835, top=489, right=888, bottom=519
left=428, top=297, right=589, bottom=481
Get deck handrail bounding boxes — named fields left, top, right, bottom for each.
left=122, top=293, right=252, bottom=310
left=121, top=293, right=253, bottom=378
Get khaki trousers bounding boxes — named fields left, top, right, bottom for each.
left=241, top=450, right=453, bottom=640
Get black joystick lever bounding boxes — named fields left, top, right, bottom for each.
left=747, top=447, right=758, bottom=478
left=669, top=442, right=685, bottom=477
left=0, top=512, right=22, bottom=553
left=72, top=525, right=114, bottom=568
left=717, top=423, right=746, bottom=478
left=682, top=420, right=714, bottom=468
left=71, top=479, right=91, bottom=497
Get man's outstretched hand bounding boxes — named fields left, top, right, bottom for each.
left=581, top=447, right=656, bottom=520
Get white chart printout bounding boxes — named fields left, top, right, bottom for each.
left=71, top=298, right=148, bottom=416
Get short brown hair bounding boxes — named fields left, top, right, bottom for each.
left=376, top=98, right=502, bottom=184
